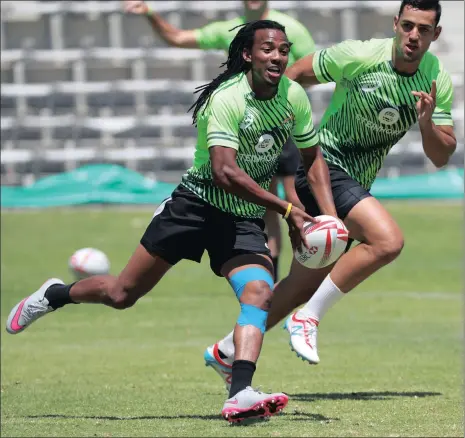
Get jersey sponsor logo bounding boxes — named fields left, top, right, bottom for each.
left=378, top=108, right=400, bottom=126
left=355, top=113, right=405, bottom=136
left=241, top=153, right=280, bottom=163
left=240, top=111, right=254, bottom=130
left=360, top=80, right=382, bottom=93
left=255, top=134, right=275, bottom=153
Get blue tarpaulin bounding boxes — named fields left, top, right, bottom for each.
left=1, top=164, right=463, bottom=209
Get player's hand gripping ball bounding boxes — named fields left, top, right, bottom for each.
left=294, top=215, right=349, bottom=269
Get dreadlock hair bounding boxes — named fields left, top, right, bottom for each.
left=189, top=19, right=286, bottom=125
left=399, top=0, right=442, bottom=26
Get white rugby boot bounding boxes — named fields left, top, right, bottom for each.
left=222, top=386, right=288, bottom=423
left=204, top=343, right=233, bottom=391
left=6, top=278, right=64, bottom=334
left=284, top=311, right=320, bottom=364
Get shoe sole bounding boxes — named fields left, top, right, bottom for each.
left=283, top=321, right=320, bottom=365
left=289, top=342, right=320, bottom=365
left=222, top=394, right=289, bottom=423
left=6, top=278, right=63, bottom=334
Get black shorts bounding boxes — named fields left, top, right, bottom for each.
left=295, top=164, right=373, bottom=251
left=140, top=184, right=271, bottom=277
left=276, top=138, right=301, bottom=177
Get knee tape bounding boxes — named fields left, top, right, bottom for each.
left=237, top=303, right=268, bottom=334
left=229, top=267, right=274, bottom=299
left=229, top=267, right=274, bottom=334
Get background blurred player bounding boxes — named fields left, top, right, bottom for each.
left=123, top=0, right=317, bottom=281
left=5, top=20, right=336, bottom=423
left=205, top=0, right=457, bottom=389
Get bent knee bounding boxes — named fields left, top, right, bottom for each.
left=252, top=281, right=274, bottom=310
left=229, top=266, right=274, bottom=309
left=110, top=292, right=137, bottom=310
left=106, top=279, right=139, bottom=310
left=372, top=235, right=404, bottom=264
left=239, top=280, right=273, bottom=311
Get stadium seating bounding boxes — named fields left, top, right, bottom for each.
left=1, top=1, right=463, bottom=185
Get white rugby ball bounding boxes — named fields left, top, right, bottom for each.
left=294, top=215, right=349, bottom=269
left=68, top=248, right=110, bottom=280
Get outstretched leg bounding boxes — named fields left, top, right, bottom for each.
left=6, top=245, right=172, bottom=334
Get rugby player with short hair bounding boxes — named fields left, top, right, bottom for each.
left=206, top=0, right=457, bottom=389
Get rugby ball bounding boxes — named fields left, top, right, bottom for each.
left=294, top=215, right=349, bottom=269
left=68, top=248, right=110, bottom=280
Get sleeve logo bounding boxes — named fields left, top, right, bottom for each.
left=240, top=111, right=254, bottom=130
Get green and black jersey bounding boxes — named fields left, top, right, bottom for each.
left=312, top=38, right=454, bottom=189
left=182, top=72, right=319, bottom=218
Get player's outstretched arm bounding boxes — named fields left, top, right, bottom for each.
left=413, top=80, right=457, bottom=168
left=285, top=54, right=321, bottom=87
left=210, top=146, right=318, bottom=250
left=123, top=0, right=199, bottom=48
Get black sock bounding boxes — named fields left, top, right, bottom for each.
left=218, top=349, right=228, bottom=360
left=272, top=256, right=279, bottom=282
left=44, top=283, right=78, bottom=310
left=229, top=360, right=256, bottom=398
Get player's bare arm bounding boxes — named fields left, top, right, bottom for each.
left=412, top=80, right=457, bottom=167
left=285, top=53, right=321, bottom=87
left=123, top=0, right=199, bottom=48
left=301, top=146, right=337, bottom=218
left=209, top=146, right=317, bottom=250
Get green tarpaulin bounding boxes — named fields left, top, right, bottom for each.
left=1, top=164, right=463, bottom=209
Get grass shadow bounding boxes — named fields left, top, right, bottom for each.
left=25, top=411, right=338, bottom=423
left=289, top=391, right=442, bottom=402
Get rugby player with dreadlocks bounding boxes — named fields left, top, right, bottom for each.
left=6, top=21, right=337, bottom=423
left=124, top=0, right=317, bottom=284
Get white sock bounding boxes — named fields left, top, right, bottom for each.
left=217, top=330, right=235, bottom=359
left=299, top=274, right=345, bottom=323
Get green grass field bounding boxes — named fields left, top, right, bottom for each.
left=1, top=202, right=463, bottom=437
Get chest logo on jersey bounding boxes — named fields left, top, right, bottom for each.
left=360, top=80, right=382, bottom=93
left=255, top=134, right=275, bottom=153
left=240, top=111, right=255, bottom=130
left=378, top=108, right=400, bottom=126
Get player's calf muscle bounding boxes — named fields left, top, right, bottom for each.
left=68, top=275, right=134, bottom=309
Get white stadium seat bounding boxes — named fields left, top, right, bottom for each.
left=1, top=0, right=463, bottom=185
